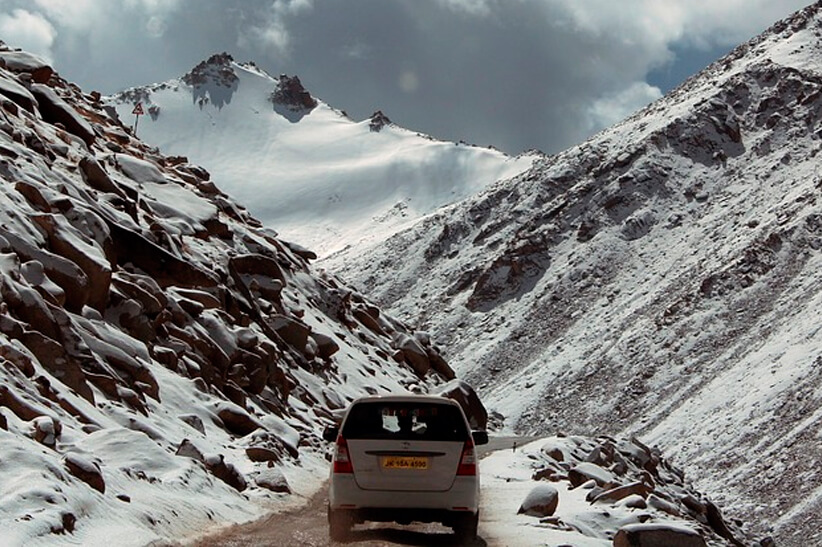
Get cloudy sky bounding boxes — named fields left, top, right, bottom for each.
left=0, top=0, right=812, bottom=154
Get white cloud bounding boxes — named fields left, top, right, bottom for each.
left=550, top=0, right=810, bottom=50
left=436, top=0, right=493, bottom=17
left=145, top=15, right=168, bottom=37
left=31, top=0, right=105, bottom=32
left=244, top=0, right=315, bottom=55
left=398, top=70, right=420, bottom=93
left=586, top=81, right=662, bottom=132
left=0, top=9, right=56, bottom=61
left=125, top=0, right=182, bottom=12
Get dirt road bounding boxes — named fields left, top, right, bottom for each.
left=193, top=437, right=527, bottom=547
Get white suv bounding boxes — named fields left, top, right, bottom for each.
left=323, top=394, right=488, bottom=542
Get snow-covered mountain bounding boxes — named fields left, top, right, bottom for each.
left=0, top=40, right=752, bottom=547
left=105, top=54, right=535, bottom=257
left=324, top=3, right=822, bottom=545
left=0, top=44, right=464, bottom=545
left=0, top=39, right=763, bottom=546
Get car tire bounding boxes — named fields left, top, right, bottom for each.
left=453, top=511, right=478, bottom=543
left=328, top=507, right=351, bottom=542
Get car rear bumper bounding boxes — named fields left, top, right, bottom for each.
left=328, top=474, right=479, bottom=514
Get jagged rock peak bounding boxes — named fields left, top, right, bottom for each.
left=182, top=52, right=238, bottom=88
left=369, top=110, right=391, bottom=132
left=270, top=74, right=317, bottom=112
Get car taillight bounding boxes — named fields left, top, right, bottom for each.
left=456, top=438, right=477, bottom=476
left=333, top=436, right=354, bottom=474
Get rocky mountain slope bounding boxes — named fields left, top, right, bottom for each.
left=323, top=3, right=822, bottom=545
left=105, top=54, right=535, bottom=257
left=0, top=43, right=460, bottom=545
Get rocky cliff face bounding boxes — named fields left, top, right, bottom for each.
left=0, top=42, right=455, bottom=543
left=323, top=3, right=822, bottom=544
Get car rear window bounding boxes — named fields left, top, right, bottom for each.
left=342, top=401, right=469, bottom=441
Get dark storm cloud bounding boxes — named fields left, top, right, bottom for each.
left=240, top=0, right=667, bottom=153
left=0, top=0, right=812, bottom=154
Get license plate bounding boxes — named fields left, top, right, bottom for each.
left=382, top=456, right=429, bottom=470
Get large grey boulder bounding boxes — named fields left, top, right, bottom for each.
left=517, top=484, right=559, bottom=517
left=613, top=523, right=706, bottom=547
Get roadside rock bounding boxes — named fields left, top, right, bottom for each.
left=569, top=462, right=615, bottom=487
left=518, top=484, right=559, bottom=517
left=254, top=468, right=291, bottom=493
left=613, top=523, right=707, bottom=547
left=246, top=446, right=280, bottom=463
left=216, top=402, right=263, bottom=437
left=204, top=453, right=246, bottom=492
left=434, top=379, right=488, bottom=430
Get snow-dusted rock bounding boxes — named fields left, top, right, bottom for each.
left=215, top=402, right=263, bottom=437
left=79, top=156, right=127, bottom=198
left=0, top=50, right=53, bottom=83
left=32, top=213, right=112, bottom=312
left=517, top=483, right=559, bottom=517
left=63, top=452, right=105, bottom=494
left=31, top=415, right=61, bottom=447
left=0, top=72, right=38, bottom=112
left=30, top=84, right=95, bottom=147
left=245, top=446, right=280, bottom=463
left=254, top=467, right=291, bottom=493
left=395, top=333, right=431, bottom=376
left=175, top=438, right=205, bottom=461
left=591, top=481, right=652, bottom=504
left=568, top=462, right=615, bottom=487
left=613, top=523, right=706, bottom=547
left=434, top=379, right=488, bottom=430
left=204, top=453, right=246, bottom=492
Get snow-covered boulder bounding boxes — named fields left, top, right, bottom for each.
left=434, top=379, right=488, bottom=430
left=254, top=468, right=291, bottom=494
left=613, top=523, right=706, bottom=547
left=517, top=483, right=559, bottom=517
left=0, top=50, right=53, bottom=83
left=568, top=462, right=615, bottom=487
left=63, top=452, right=105, bottom=494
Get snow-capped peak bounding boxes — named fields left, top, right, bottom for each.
left=106, top=56, right=536, bottom=257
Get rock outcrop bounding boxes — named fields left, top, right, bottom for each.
left=271, top=74, right=317, bottom=112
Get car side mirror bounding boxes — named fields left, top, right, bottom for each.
left=323, top=425, right=339, bottom=442
left=472, top=430, right=489, bottom=446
